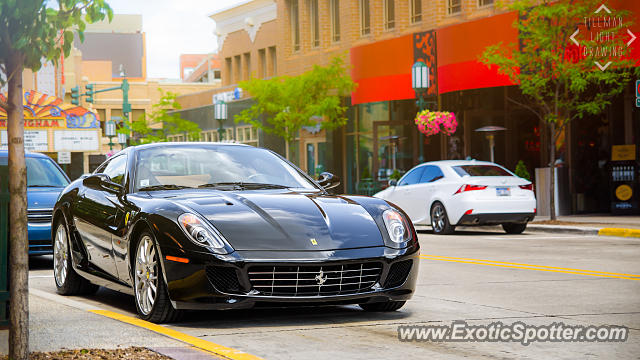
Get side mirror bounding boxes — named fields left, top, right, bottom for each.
left=83, top=173, right=123, bottom=194
left=317, top=172, right=341, bottom=190
left=388, top=179, right=397, bottom=187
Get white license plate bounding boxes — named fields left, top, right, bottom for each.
left=496, top=187, right=511, bottom=196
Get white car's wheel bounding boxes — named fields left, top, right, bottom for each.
left=431, top=202, right=455, bottom=235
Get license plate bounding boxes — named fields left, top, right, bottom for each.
left=496, top=187, right=511, bottom=196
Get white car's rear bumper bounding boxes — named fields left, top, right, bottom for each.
left=448, top=196, right=537, bottom=225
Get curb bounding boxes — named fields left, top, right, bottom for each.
left=598, top=227, right=640, bottom=238
left=526, top=224, right=599, bottom=236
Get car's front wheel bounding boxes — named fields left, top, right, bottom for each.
left=53, top=220, right=98, bottom=295
left=359, top=301, right=406, bottom=312
left=133, top=231, right=181, bottom=323
left=502, top=223, right=527, bottom=234
left=431, top=202, right=455, bottom=235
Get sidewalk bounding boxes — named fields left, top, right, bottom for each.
left=520, top=214, right=640, bottom=237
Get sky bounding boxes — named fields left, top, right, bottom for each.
left=104, top=0, right=246, bottom=79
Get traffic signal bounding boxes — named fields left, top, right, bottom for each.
left=85, top=83, right=94, bottom=103
left=71, top=86, right=80, bottom=105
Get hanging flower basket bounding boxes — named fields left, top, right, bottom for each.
left=414, top=109, right=458, bottom=137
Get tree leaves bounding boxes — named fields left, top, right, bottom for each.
left=0, top=0, right=113, bottom=87
left=236, top=56, right=356, bottom=144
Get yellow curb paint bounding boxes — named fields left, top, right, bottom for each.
left=598, top=228, right=640, bottom=238
left=90, top=310, right=263, bottom=360
left=419, top=255, right=640, bottom=281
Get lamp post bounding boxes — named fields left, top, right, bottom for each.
left=105, top=120, right=116, bottom=151
left=412, top=61, right=430, bottom=164
left=117, top=132, right=128, bottom=149
left=214, top=100, right=228, bottom=141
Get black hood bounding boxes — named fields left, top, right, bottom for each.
left=156, top=190, right=385, bottom=251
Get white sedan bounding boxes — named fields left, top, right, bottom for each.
left=374, top=160, right=536, bottom=234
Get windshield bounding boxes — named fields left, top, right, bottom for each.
left=25, top=157, right=70, bottom=187
left=134, top=145, right=318, bottom=191
left=453, top=165, right=513, bottom=177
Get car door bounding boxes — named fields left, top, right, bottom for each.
left=415, top=165, right=445, bottom=223
left=73, top=154, right=128, bottom=279
left=385, top=166, right=425, bottom=222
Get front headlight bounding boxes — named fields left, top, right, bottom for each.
left=178, top=213, right=233, bottom=254
left=382, top=209, right=412, bottom=248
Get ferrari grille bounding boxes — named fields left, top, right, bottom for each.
left=205, top=266, right=242, bottom=294
left=248, top=262, right=383, bottom=297
left=27, top=209, right=53, bottom=224
left=384, top=260, right=412, bottom=288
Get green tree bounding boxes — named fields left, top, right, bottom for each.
left=479, top=0, right=637, bottom=219
left=119, top=90, right=201, bottom=145
left=0, top=1, right=112, bottom=358
left=515, top=160, right=531, bottom=181
left=236, top=56, right=356, bottom=158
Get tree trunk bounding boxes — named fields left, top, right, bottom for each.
left=549, top=121, right=556, bottom=221
left=7, top=51, right=29, bottom=360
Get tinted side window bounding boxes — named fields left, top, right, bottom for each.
left=420, top=165, right=444, bottom=183
left=398, top=167, right=425, bottom=186
left=103, top=155, right=127, bottom=185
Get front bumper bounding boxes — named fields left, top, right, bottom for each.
left=160, top=246, right=420, bottom=310
left=457, top=212, right=535, bottom=226
left=28, top=222, right=53, bottom=255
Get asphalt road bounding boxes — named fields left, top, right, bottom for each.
left=8, top=228, right=640, bottom=359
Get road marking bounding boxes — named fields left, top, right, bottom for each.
left=91, top=310, right=264, bottom=360
left=30, top=288, right=263, bottom=360
left=420, top=255, right=640, bottom=281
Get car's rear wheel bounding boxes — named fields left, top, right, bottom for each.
left=53, top=220, right=98, bottom=295
left=502, top=223, right=527, bottom=234
left=133, top=231, right=181, bottom=323
left=431, top=202, right=455, bottom=235
left=359, top=300, right=406, bottom=312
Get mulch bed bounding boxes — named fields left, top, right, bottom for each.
left=0, top=347, right=172, bottom=360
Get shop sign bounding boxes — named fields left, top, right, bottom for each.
left=57, top=151, right=71, bottom=164
left=54, top=130, right=99, bottom=152
left=611, top=145, right=636, bottom=161
left=0, top=130, right=48, bottom=151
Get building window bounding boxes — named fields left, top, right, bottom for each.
left=233, top=55, right=241, bottom=84
left=201, top=130, right=220, bottom=142
left=258, top=48, right=267, bottom=78
left=268, top=46, right=277, bottom=76
left=225, top=128, right=234, bottom=141
left=225, top=57, right=232, bottom=85
left=410, top=0, right=421, bottom=24
left=309, top=0, right=320, bottom=48
left=478, top=0, right=493, bottom=7
left=213, top=70, right=221, bottom=80
left=243, top=52, right=251, bottom=80
left=359, top=0, right=370, bottom=36
left=384, top=0, right=395, bottom=30
left=290, top=0, right=300, bottom=52
left=330, top=0, right=340, bottom=42
left=448, top=0, right=462, bottom=14
left=236, top=126, right=258, bottom=146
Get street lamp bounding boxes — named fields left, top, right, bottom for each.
left=105, top=120, right=116, bottom=151
left=214, top=100, right=228, bottom=141
left=117, top=132, right=128, bottom=149
left=412, top=61, right=430, bottom=163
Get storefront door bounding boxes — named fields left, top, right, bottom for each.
left=303, top=138, right=327, bottom=177
left=373, top=122, right=413, bottom=186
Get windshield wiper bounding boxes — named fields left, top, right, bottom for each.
left=28, top=185, right=61, bottom=188
left=198, top=182, right=289, bottom=190
left=139, top=184, right=193, bottom=191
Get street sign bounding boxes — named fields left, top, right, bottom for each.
left=57, top=151, right=71, bottom=164
left=636, top=80, right=640, bottom=97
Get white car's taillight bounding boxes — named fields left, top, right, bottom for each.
left=454, top=184, right=487, bottom=195
left=519, top=184, right=534, bottom=191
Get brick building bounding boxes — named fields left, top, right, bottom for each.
left=177, top=0, right=640, bottom=214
